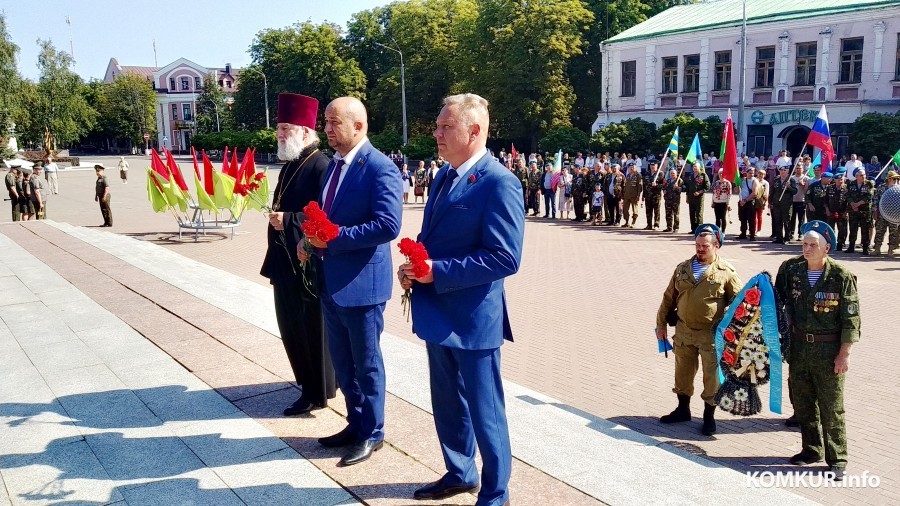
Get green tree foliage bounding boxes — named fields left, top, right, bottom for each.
left=369, top=129, right=403, bottom=153
left=849, top=112, right=900, bottom=162
left=233, top=22, right=366, bottom=130
left=590, top=117, right=657, bottom=154
left=26, top=40, right=97, bottom=149
left=404, top=134, right=438, bottom=160
left=0, top=13, right=22, bottom=156
left=657, top=112, right=704, bottom=156
left=459, top=0, right=593, bottom=149
left=97, top=74, right=157, bottom=146
left=196, top=75, right=234, bottom=134
left=540, top=127, right=590, bottom=155
left=192, top=129, right=276, bottom=152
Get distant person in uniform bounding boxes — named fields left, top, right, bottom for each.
left=94, top=164, right=112, bottom=227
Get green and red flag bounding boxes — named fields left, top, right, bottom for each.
left=720, top=109, right=740, bottom=186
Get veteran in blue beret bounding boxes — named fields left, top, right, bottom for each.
left=807, top=172, right=833, bottom=222
left=774, top=220, right=860, bottom=481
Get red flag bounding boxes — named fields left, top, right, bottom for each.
left=150, top=150, right=170, bottom=180
left=190, top=147, right=201, bottom=179
left=720, top=109, right=739, bottom=185
left=229, top=148, right=239, bottom=178
left=511, top=144, right=518, bottom=163
left=201, top=150, right=215, bottom=195
left=164, top=148, right=189, bottom=191
left=221, top=146, right=230, bottom=175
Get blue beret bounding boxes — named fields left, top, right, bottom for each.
left=822, top=172, right=834, bottom=178
left=801, top=220, right=837, bottom=252
left=695, top=223, right=724, bottom=246
left=836, top=167, right=847, bottom=174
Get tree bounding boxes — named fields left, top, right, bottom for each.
left=233, top=22, right=366, bottom=130
left=196, top=75, right=234, bottom=134
left=540, top=127, right=590, bottom=155
left=850, top=112, right=900, bottom=163
left=590, top=117, right=657, bottom=154
left=369, top=129, right=403, bottom=153
left=459, top=0, right=594, bottom=149
left=27, top=40, right=97, bottom=149
left=0, top=13, right=23, bottom=157
left=97, top=74, right=156, bottom=147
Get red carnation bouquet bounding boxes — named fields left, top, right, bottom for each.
left=297, top=201, right=340, bottom=296
left=398, top=237, right=430, bottom=321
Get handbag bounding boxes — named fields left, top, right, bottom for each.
left=414, top=187, right=424, bottom=196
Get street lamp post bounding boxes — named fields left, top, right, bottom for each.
left=245, top=66, right=270, bottom=129
left=374, top=41, right=408, bottom=150
left=737, top=0, right=748, bottom=151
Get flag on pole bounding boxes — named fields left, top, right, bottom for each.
left=194, top=171, right=217, bottom=212
left=553, top=149, right=562, bottom=172
left=146, top=169, right=169, bottom=213
left=201, top=150, right=216, bottom=196
left=806, top=105, right=834, bottom=172
left=809, top=151, right=822, bottom=177
left=150, top=150, right=170, bottom=180
left=212, top=171, right=236, bottom=210
left=892, top=147, right=900, bottom=167
left=667, top=127, right=680, bottom=159
left=190, top=147, right=201, bottom=179
left=164, top=148, right=189, bottom=192
left=511, top=144, right=518, bottom=163
left=221, top=146, right=230, bottom=174
left=720, top=109, right=740, bottom=186
left=685, top=133, right=703, bottom=171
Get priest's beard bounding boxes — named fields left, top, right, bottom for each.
left=278, top=131, right=306, bottom=161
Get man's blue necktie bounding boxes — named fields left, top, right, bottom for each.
left=435, top=168, right=459, bottom=205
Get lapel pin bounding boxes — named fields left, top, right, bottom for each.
left=469, top=174, right=477, bottom=183
left=357, top=157, right=363, bottom=164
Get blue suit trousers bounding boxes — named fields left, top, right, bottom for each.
left=426, top=342, right=511, bottom=506
left=322, top=298, right=386, bottom=443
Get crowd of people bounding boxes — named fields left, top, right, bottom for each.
left=395, top=147, right=899, bottom=257
left=4, top=160, right=52, bottom=221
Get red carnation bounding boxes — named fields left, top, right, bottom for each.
left=397, top=237, right=431, bottom=322
left=745, top=287, right=761, bottom=306
left=723, top=349, right=736, bottom=366
left=254, top=172, right=265, bottom=182
left=724, top=328, right=736, bottom=342
left=734, top=304, right=748, bottom=320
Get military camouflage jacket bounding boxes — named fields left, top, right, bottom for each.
left=664, top=178, right=684, bottom=204
left=604, top=172, right=625, bottom=198
left=846, top=179, right=875, bottom=216
left=623, top=172, right=643, bottom=199
left=644, top=170, right=664, bottom=199
left=527, top=169, right=543, bottom=190
left=824, top=184, right=849, bottom=216
left=807, top=179, right=829, bottom=214
left=683, top=170, right=710, bottom=199
left=769, top=176, right=797, bottom=207
left=514, top=167, right=529, bottom=189
left=775, top=256, right=860, bottom=344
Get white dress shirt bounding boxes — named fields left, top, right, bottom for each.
left=446, top=147, right=488, bottom=194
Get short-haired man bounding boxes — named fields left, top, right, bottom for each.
left=769, top=166, right=797, bottom=243
left=400, top=93, right=524, bottom=505
left=261, top=93, right=336, bottom=417
left=737, top=167, right=758, bottom=240
left=775, top=220, right=860, bottom=481
left=656, top=224, right=742, bottom=435
left=94, top=164, right=112, bottom=227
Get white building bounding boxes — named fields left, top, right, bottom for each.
left=594, top=0, right=900, bottom=159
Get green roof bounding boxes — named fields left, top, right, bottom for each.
left=604, top=0, right=898, bottom=44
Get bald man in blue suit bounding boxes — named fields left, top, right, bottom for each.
left=301, top=96, right=403, bottom=467
left=400, top=94, right=524, bottom=506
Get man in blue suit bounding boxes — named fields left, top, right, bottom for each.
left=399, top=93, right=524, bottom=506
left=299, top=96, right=403, bottom=466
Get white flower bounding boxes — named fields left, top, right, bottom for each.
left=758, top=345, right=769, bottom=353
left=720, top=397, right=734, bottom=410
left=754, top=360, right=766, bottom=371
left=734, top=389, right=749, bottom=401
left=740, top=358, right=751, bottom=367
left=743, top=341, right=756, bottom=350
left=757, top=369, right=767, bottom=379
left=753, top=351, right=766, bottom=362
left=740, top=349, right=753, bottom=360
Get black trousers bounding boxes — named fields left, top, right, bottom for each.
left=606, top=196, right=621, bottom=224
left=98, top=195, right=112, bottom=226
left=273, top=266, right=337, bottom=406
left=573, top=195, right=587, bottom=220
left=713, top=202, right=728, bottom=233
left=771, top=205, right=792, bottom=242
left=790, top=202, right=807, bottom=239
left=645, top=197, right=661, bottom=228
left=527, top=189, right=540, bottom=214
left=739, top=202, right=756, bottom=238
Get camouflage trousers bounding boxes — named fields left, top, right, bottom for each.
left=687, top=196, right=705, bottom=233
left=664, top=200, right=680, bottom=231
left=789, top=340, right=848, bottom=468
left=874, top=216, right=900, bottom=250
left=847, top=212, right=871, bottom=248
left=645, top=197, right=661, bottom=228
left=825, top=214, right=849, bottom=248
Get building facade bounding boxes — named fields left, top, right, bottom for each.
left=104, top=57, right=238, bottom=152
left=595, top=0, right=900, bottom=159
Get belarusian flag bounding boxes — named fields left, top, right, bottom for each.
left=720, top=109, right=740, bottom=186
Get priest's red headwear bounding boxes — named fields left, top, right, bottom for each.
left=277, top=93, right=318, bottom=130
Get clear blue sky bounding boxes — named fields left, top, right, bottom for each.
left=2, top=0, right=389, bottom=81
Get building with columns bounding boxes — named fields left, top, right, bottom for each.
left=594, top=0, right=900, bottom=159
left=104, top=58, right=239, bottom=152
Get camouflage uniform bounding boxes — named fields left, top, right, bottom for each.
left=526, top=168, right=542, bottom=215
left=846, top=179, right=875, bottom=253
left=824, top=183, right=849, bottom=249
left=5, top=171, right=19, bottom=221
left=769, top=176, right=797, bottom=243
left=872, top=183, right=900, bottom=254
left=806, top=178, right=830, bottom=222
left=572, top=171, right=590, bottom=221
left=775, top=256, right=860, bottom=470
left=622, top=170, right=644, bottom=227
left=643, top=169, right=664, bottom=229
left=663, top=177, right=684, bottom=232
left=586, top=170, right=604, bottom=222
left=513, top=166, right=529, bottom=211
left=683, top=170, right=710, bottom=233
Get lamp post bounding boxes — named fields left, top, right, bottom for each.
left=374, top=41, right=408, bottom=150
left=737, top=0, right=747, bottom=151
left=244, top=66, right=270, bottom=129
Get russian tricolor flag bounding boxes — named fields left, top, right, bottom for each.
left=806, top=105, right=834, bottom=171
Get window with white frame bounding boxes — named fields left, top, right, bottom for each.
left=662, top=57, right=678, bottom=94
left=839, top=38, right=863, bottom=83
left=621, top=61, right=636, bottom=97
left=795, top=42, right=817, bottom=86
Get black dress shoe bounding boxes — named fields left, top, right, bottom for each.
left=785, top=414, right=799, bottom=427
left=318, top=426, right=357, bottom=447
left=414, top=478, right=480, bottom=500
left=339, top=439, right=383, bottom=466
left=283, top=398, right=321, bottom=416
left=789, top=451, right=823, bottom=465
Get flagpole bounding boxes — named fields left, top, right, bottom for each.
left=780, top=142, right=808, bottom=200
left=873, top=159, right=894, bottom=182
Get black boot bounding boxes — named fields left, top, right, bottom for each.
left=660, top=394, right=691, bottom=424
left=702, top=402, right=717, bottom=436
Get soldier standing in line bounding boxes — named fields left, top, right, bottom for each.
left=872, top=170, right=900, bottom=256
left=663, top=168, right=683, bottom=233
left=769, top=166, right=797, bottom=244
left=656, top=224, right=742, bottom=436
left=643, top=162, right=663, bottom=230
left=603, top=163, right=624, bottom=225
left=514, top=159, right=529, bottom=212
left=5, top=163, right=21, bottom=221
left=824, top=176, right=849, bottom=251
left=775, top=220, right=859, bottom=481
left=846, top=168, right=875, bottom=255
left=526, top=162, right=542, bottom=216
left=806, top=170, right=832, bottom=223
left=621, top=164, right=643, bottom=228
left=683, top=162, right=710, bottom=234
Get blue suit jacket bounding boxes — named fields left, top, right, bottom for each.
left=320, top=140, right=403, bottom=307
left=411, top=152, right=525, bottom=350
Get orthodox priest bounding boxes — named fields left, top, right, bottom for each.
left=260, top=93, right=336, bottom=415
